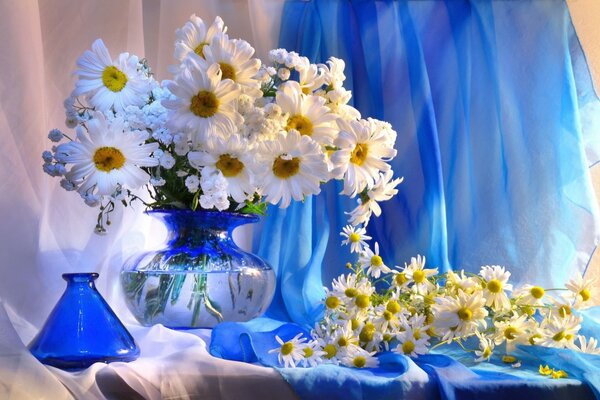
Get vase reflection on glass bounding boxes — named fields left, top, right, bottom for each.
left=121, top=210, right=276, bottom=329
left=29, top=273, right=140, bottom=370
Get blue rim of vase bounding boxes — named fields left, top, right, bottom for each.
left=145, top=208, right=261, bottom=223
left=62, top=272, right=99, bottom=281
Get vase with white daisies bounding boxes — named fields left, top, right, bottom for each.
left=43, top=15, right=401, bottom=328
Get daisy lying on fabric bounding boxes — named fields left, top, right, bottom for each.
left=269, top=226, right=600, bottom=369
left=42, top=14, right=401, bottom=233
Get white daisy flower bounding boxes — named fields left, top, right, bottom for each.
left=576, top=335, right=600, bottom=355
left=394, top=326, right=429, bottom=357
left=474, top=333, right=495, bottom=362
left=163, top=61, right=242, bottom=139
left=445, top=270, right=479, bottom=295
left=493, top=313, right=530, bottom=352
left=404, top=255, right=438, bottom=293
left=299, top=340, right=327, bottom=367
left=341, top=347, right=379, bottom=369
left=188, top=134, right=258, bottom=203
left=201, top=34, right=262, bottom=97
left=565, top=272, right=597, bottom=309
left=268, top=334, right=307, bottom=368
left=537, top=315, right=581, bottom=349
left=340, top=225, right=372, bottom=253
left=432, top=290, right=488, bottom=343
left=331, top=119, right=397, bottom=197
left=173, top=15, right=227, bottom=63
left=256, top=130, right=328, bottom=208
left=323, top=287, right=344, bottom=312
left=407, top=313, right=431, bottom=342
left=513, top=284, right=548, bottom=307
left=55, top=113, right=158, bottom=196
left=345, top=169, right=403, bottom=226
left=331, top=326, right=361, bottom=357
left=73, top=39, right=148, bottom=112
left=276, top=81, right=337, bottom=146
left=359, top=242, right=392, bottom=279
left=479, top=265, right=513, bottom=311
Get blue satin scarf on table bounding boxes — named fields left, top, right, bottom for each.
left=211, top=0, right=600, bottom=398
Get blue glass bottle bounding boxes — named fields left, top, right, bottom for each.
left=29, top=273, right=140, bottom=369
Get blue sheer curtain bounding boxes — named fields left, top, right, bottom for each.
left=253, top=0, right=600, bottom=327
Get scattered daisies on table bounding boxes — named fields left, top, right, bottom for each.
left=43, top=14, right=400, bottom=233
left=268, top=228, right=600, bottom=369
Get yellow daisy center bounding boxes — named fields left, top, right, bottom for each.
left=348, top=232, right=361, bottom=243
left=487, top=279, right=503, bottom=293
left=281, top=342, right=294, bottom=356
left=350, top=143, right=369, bottom=166
left=504, top=326, right=519, bottom=340
left=412, top=270, right=426, bottom=283
left=457, top=307, right=473, bottom=321
left=580, top=288, right=591, bottom=302
left=345, top=288, right=358, bottom=298
left=552, top=331, right=566, bottom=342
left=383, top=334, right=393, bottom=342
left=370, top=255, right=383, bottom=267
left=558, top=305, right=572, bottom=317
left=395, top=273, right=408, bottom=286
left=218, top=62, right=236, bottom=81
left=353, top=356, right=367, bottom=368
left=303, top=347, right=313, bottom=358
left=529, top=333, right=542, bottom=345
left=338, top=337, right=349, bottom=347
left=482, top=347, right=492, bottom=359
left=102, top=66, right=128, bottom=92
left=383, top=311, right=393, bottom=321
left=359, top=323, right=375, bottom=342
left=323, top=344, right=337, bottom=359
left=302, top=86, right=312, bottom=95
left=272, top=156, right=301, bottom=179
left=286, top=115, right=313, bottom=136
left=402, top=340, right=415, bottom=355
left=414, top=329, right=422, bottom=340
left=355, top=294, right=370, bottom=309
left=325, top=296, right=340, bottom=309
left=190, top=90, right=219, bottom=118
left=194, top=42, right=209, bottom=58
left=386, top=300, right=401, bottom=314
left=93, top=147, right=125, bottom=172
left=502, top=355, right=517, bottom=364
left=351, top=319, right=361, bottom=330
left=216, top=154, right=244, bottom=177
left=530, top=286, right=545, bottom=299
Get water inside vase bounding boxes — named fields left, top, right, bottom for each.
left=121, top=268, right=276, bottom=329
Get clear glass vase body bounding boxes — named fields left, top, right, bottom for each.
left=121, top=210, right=276, bottom=328
left=29, top=273, right=140, bottom=369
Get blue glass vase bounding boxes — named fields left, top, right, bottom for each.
left=121, top=210, right=276, bottom=328
left=29, top=273, right=140, bottom=369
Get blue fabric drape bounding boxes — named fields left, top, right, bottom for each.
left=212, top=0, right=600, bottom=398
left=255, top=0, right=600, bottom=326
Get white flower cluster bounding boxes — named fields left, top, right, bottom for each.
left=44, top=14, right=401, bottom=232
left=269, top=227, right=600, bottom=369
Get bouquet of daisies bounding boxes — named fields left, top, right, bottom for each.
left=42, top=15, right=401, bottom=232
left=269, top=228, right=599, bottom=370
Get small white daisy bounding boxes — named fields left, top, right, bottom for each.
left=565, top=272, right=597, bottom=309
left=173, top=14, right=227, bottom=62
left=537, top=315, right=581, bottom=349
left=479, top=265, right=513, bottom=312
left=340, top=225, right=372, bottom=253
left=268, top=334, right=307, bottom=368
left=513, top=284, right=548, bottom=307
left=341, top=347, right=379, bottom=369
left=299, top=340, right=327, bottom=367
left=432, top=291, right=488, bottom=343
left=404, top=255, right=438, bottom=293
left=474, top=333, right=495, bottom=362
left=359, top=242, right=392, bottom=279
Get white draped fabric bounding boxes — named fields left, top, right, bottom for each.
left=0, top=1, right=294, bottom=398
left=0, top=0, right=599, bottom=398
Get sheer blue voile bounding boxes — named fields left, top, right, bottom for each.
left=255, top=0, right=600, bottom=325
left=211, top=0, right=600, bottom=398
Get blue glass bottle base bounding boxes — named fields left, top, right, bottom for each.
left=29, top=273, right=140, bottom=370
